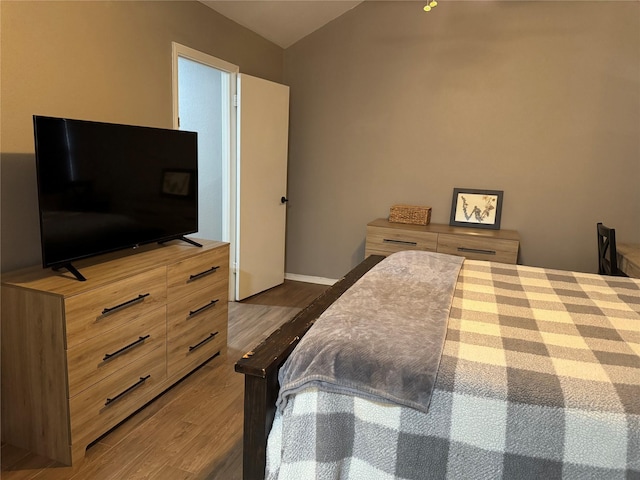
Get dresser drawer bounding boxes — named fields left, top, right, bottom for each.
left=167, top=327, right=226, bottom=377
left=65, top=268, right=167, bottom=347
left=167, top=245, right=229, bottom=302
left=67, top=308, right=166, bottom=398
left=365, top=225, right=438, bottom=257
left=167, top=297, right=227, bottom=377
left=437, top=233, right=519, bottom=264
left=167, top=281, right=228, bottom=328
left=69, top=346, right=166, bottom=449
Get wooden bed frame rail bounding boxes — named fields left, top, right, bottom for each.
left=234, top=255, right=385, bottom=480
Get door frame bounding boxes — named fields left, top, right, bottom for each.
left=171, top=42, right=240, bottom=300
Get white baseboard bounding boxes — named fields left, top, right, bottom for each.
left=284, top=273, right=338, bottom=286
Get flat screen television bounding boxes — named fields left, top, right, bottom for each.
left=33, top=115, right=199, bottom=281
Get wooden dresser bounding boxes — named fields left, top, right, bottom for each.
left=1, top=239, right=229, bottom=465
left=366, top=218, right=520, bottom=264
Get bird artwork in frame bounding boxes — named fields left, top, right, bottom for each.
left=449, top=188, right=503, bottom=230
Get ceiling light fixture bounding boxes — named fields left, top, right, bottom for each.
left=424, top=0, right=438, bottom=12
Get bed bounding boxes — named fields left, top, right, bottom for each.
left=235, top=251, right=640, bottom=480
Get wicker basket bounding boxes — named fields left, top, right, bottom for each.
left=388, top=205, right=432, bottom=225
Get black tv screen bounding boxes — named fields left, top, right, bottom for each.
left=33, top=115, right=198, bottom=272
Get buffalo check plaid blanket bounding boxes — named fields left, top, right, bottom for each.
left=267, top=256, right=640, bottom=480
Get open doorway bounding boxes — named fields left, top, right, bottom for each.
left=172, top=42, right=239, bottom=299
left=173, top=44, right=290, bottom=302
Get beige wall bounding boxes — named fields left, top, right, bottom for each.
left=3, top=1, right=638, bottom=280
left=0, top=0, right=283, bottom=272
left=284, top=1, right=640, bottom=279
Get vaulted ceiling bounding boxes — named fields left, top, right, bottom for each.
left=200, top=1, right=364, bottom=48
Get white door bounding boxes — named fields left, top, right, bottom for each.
left=236, top=74, right=290, bottom=300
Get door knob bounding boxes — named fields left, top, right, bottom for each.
left=281, top=196, right=288, bottom=204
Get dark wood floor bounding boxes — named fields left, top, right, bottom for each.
left=238, top=279, right=329, bottom=308
left=1, top=280, right=329, bottom=480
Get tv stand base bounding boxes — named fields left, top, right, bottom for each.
left=53, top=263, right=87, bottom=282
left=160, top=236, right=203, bottom=248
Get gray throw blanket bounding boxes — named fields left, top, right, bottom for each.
left=276, top=250, right=464, bottom=414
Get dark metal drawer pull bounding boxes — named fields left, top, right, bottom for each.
left=383, top=239, right=418, bottom=246
left=457, top=247, right=496, bottom=255
left=102, top=293, right=150, bottom=315
left=189, top=266, right=220, bottom=282
left=189, top=332, right=219, bottom=352
left=103, top=335, right=151, bottom=362
left=188, top=299, right=219, bottom=318
left=105, top=374, right=151, bottom=406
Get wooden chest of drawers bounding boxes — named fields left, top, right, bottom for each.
left=1, top=239, right=229, bottom=465
left=365, top=218, right=520, bottom=264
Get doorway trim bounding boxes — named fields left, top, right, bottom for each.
left=171, top=42, right=240, bottom=300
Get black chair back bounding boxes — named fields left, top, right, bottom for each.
left=597, top=222, right=623, bottom=276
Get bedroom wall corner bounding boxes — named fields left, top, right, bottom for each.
left=282, top=0, right=640, bottom=278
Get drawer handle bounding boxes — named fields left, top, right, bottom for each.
left=189, top=266, right=220, bottom=282
left=188, top=332, right=219, bottom=352
left=188, top=299, right=219, bottom=318
left=102, top=293, right=150, bottom=315
left=104, top=374, right=151, bottom=406
left=383, top=239, right=418, bottom=246
left=457, top=247, right=496, bottom=255
left=103, top=335, right=151, bottom=362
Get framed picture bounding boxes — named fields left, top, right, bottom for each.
left=449, top=188, right=503, bottom=230
left=162, top=169, right=194, bottom=197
